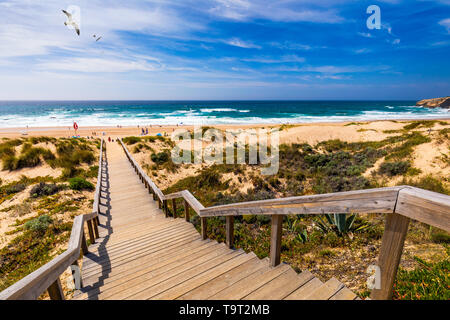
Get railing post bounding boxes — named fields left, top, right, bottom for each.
left=163, top=200, right=168, bottom=217
left=172, top=199, right=177, bottom=218
left=93, top=218, right=99, bottom=239
left=81, top=231, right=89, bottom=255
left=201, top=217, right=207, bottom=240
left=158, top=199, right=162, bottom=209
left=270, top=215, right=283, bottom=267
left=184, top=200, right=190, bottom=222
left=371, top=212, right=410, bottom=300
left=226, top=216, right=234, bottom=248
left=47, top=277, right=64, bottom=300
left=87, top=220, right=95, bottom=244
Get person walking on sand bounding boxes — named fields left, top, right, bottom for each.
left=108, top=137, right=111, bottom=142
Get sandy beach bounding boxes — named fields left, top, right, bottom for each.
left=1, top=118, right=449, bottom=144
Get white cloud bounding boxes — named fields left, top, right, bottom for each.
left=358, top=32, right=373, bottom=38
left=225, top=38, right=261, bottom=49
left=354, top=48, right=372, bottom=54
left=242, top=55, right=304, bottom=63
left=208, top=0, right=344, bottom=23
left=38, top=57, right=159, bottom=73
left=439, top=18, right=450, bottom=33
left=278, top=65, right=390, bottom=74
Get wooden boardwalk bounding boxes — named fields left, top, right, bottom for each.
left=72, top=142, right=357, bottom=300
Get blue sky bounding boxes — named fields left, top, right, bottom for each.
left=0, top=0, right=449, bottom=100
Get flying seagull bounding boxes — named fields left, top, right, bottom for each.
left=93, top=34, right=102, bottom=42
left=62, top=9, right=80, bottom=36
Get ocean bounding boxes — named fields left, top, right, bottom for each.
left=0, top=100, right=448, bottom=128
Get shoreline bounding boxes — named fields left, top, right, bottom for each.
left=1, top=118, right=449, bottom=145
left=1, top=117, right=449, bottom=132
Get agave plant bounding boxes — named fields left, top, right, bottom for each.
left=316, top=213, right=366, bottom=235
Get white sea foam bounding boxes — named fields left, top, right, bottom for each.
left=200, top=108, right=240, bottom=113
left=0, top=105, right=448, bottom=128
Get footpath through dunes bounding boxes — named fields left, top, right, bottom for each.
left=72, top=141, right=357, bottom=300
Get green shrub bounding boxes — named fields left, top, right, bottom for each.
left=68, top=177, right=94, bottom=191
left=151, top=151, right=170, bottom=164
left=431, top=231, right=450, bottom=244
left=256, top=215, right=271, bottom=225
left=2, top=155, right=18, bottom=171
left=403, top=120, right=437, bottom=130
left=393, top=256, right=449, bottom=300
left=402, top=175, right=449, bottom=195
left=242, top=215, right=257, bottom=224
left=30, top=183, right=60, bottom=198
left=379, top=161, right=411, bottom=176
left=123, top=136, right=141, bottom=145
left=16, top=147, right=42, bottom=168
left=4, top=183, right=26, bottom=195
left=24, top=215, right=53, bottom=234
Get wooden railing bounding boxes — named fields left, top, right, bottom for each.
left=119, top=138, right=450, bottom=300
left=0, top=139, right=105, bottom=300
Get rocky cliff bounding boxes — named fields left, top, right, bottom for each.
left=416, top=97, right=450, bottom=109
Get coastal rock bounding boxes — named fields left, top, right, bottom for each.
left=416, top=97, right=450, bottom=109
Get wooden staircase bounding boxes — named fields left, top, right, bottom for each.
left=72, top=142, right=357, bottom=300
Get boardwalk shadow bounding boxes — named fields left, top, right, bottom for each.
left=76, top=148, right=115, bottom=300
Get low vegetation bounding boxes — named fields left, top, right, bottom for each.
left=0, top=137, right=100, bottom=296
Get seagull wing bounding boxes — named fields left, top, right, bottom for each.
left=96, top=36, right=102, bottom=42
left=74, top=24, right=80, bottom=36
left=62, top=10, right=72, bottom=19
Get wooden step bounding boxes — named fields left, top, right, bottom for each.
left=284, top=277, right=323, bottom=300
left=179, top=256, right=267, bottom=300
left=207, top=263, right=291, bottom=300
left=243, top=268, right=306, bottom=300
left=301, top=277, right=345, bottom=300
left=152, top=252, right=258, bottom=300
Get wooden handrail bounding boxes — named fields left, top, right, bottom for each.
left=119, top=138, right=450, bottom=300
left=0, top=139, right=105, bottom=300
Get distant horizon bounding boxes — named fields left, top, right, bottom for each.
left=0, top=99, right=423, bottom=102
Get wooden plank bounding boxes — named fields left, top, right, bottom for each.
left=371, top=212, right=410, bottom=300
left=329, top=287, right=357, bottom=300
left=208, top=263, right=290, bottom=300
left=79, top=240, right=214, bottom=292
left=301, top=277, right=345, bottom=300
left=395, top=187, right=450, bottom=232
left=243, top=269, right=305, bottom=300
left=125, top=250, right=244, bottom=300
left=76, top=241, right=220, bottom=299
left=199, top=187, right=401, bottom=217
left=270, top=215, right=283, bottom=267
left=284, top=277, right=323, bottom=300
left=179, top=256, right=266, bottom=300
left=153, top=252, right=255, bottom=300
left=103, top=245, right=233, bottom=300
left=226, top=216, right=234, bottom=248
